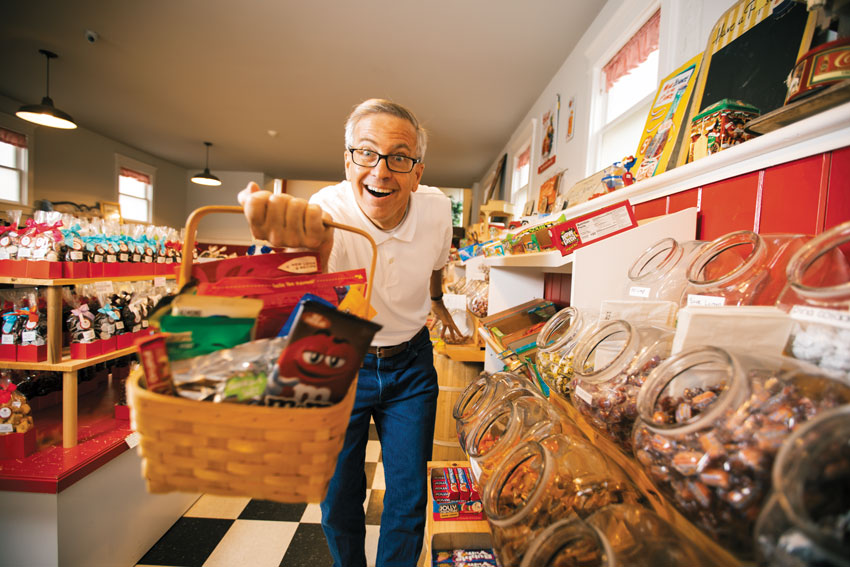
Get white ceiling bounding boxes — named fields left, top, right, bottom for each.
left=0, top=1, right=605, bottom=188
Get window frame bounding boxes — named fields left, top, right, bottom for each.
left=586, top=1, right=662, bottom=176
left=0, top=116, right=34, bottom=207
left=509, top=119, right=535, bottom=213
left=115, top=154, right=156, bottom=224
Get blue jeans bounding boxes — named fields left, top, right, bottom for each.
left=321, top=327, right=438, bottom=567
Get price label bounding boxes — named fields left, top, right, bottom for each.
left=69, top=250, right=84, bottom=261
left=125, top=432, right=140, bottom=448
left=82, top=329, right=96, bottom=341
left=21, top=331, right=37, bottom=343
left=17, top=247, right=32, bottom=258
left=95, top=281, right=114, bottom=294
left=628, top=286, right=651, bottom=298
left=154, top=277, right=166, bottom=287
left=574, top=384, right=593, bottom=405
left=686, top=294, right=726, bottom=307
left=1, top=334, right=14, bottom=345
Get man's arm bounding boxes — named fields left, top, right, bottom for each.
left=430, top=268, right=463, bottom=342
left=238, top=182, right=335, bottom=270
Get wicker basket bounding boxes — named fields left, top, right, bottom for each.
left=127, top=370, right=356, bottom=502
left=128, top=205, right=377, bottom=503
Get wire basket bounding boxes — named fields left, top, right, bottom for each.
left=127, top=205, right=376, bottom=503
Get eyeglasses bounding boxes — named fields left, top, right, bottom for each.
left=348, top=148, right=420, bottom=173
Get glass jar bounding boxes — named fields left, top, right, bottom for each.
left=755, top=405, right=850, bottom=567
left=466, top=395, right=583, bottom=490
left=681, top=231, right=809, bottom=308
left=570, top=320, right=674, bottom=452
left=776, top=220, right=850, bottom=379
left=633, top=346, right=850, bottom=558
left=467, top=279, right=490, bottom=318
left=453, top=371, right=539, bottom=453
left=519, top=502, right=712, bottom=567
left=625, top=237, right=706, bottom=302
left=483, top=432, right=639, bottom=567
left=535, top=306, right=597, bottom=401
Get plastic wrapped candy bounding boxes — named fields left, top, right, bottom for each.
left=0, top=372, right=33, bottom=434
left=632, top=346, right=850, bottom=558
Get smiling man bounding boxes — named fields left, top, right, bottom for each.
left=239, top=98, right=461, bottom=567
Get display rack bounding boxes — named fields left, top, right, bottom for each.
left=0, top=272, right=175, bottom=448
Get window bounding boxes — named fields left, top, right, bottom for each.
left=511, top=143, right=531, bottom=207
left=0, top=127, right=28, bottom=204
left=591, top=9, right=660, bottom=173
left=116, top=156, right=155, bottom=223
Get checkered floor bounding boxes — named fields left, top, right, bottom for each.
left=135, top=424, right=385, bottom=567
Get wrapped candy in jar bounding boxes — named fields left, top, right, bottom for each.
left=755, top=405, right=850, bottom=567
left=535, top=306, right=597, bottom=400
left=681, top=230, right=809, bottom=308
left=466, top=279, right=489, bottom=318
left=775, top=220, right=850, bottom=380
left=519, top=502, right=713, bottom=567
left=466, top=395, right=583, bottom=490
left=483, top=432, right=639, bottom=567
left=625, top=237, right=706, bottom=302
left=453, top=371, right=539, bottom=454
left=570, top=320, right=674, bottom=452
left=632, top=346, right=850, bottom=559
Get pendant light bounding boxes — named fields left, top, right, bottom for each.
left=16, top=49, right=77, bottom=130
left=191, top=141, right=222, bottom=186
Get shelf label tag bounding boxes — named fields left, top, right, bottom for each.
left=628, top=286, right=651, bottom=298
left=687, top=294, right=725, bottom=307
left=125, top=431, right=140, bottom=448
left=95, top=281, right=114, bottom=294
left=154, top=277, right=167, bottom=287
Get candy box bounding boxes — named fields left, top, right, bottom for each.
left=688, top=98, right=759, bottom=163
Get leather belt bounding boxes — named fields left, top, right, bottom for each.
left=367, top=326, right=428, bottom=359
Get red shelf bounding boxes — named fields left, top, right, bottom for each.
left=0, top=378, right=134, bottom=494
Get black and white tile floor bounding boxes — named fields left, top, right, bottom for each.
left=136, top=424, right=385, bottom=567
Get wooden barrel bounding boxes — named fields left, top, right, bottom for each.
left=432, top=352, right=482, bottom=462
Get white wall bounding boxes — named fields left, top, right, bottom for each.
left=472, top=0, right=737, bottom=215
left=0, top=97, right=188, bottom=229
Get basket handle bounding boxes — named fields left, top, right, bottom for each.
left=179, top=205, right=377, bottom=309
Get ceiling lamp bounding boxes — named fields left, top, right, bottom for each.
left=191, top=141, right=222, bottom=186
left=16, top=49, right=77, bottom=130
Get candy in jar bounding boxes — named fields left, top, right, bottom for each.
left=519, top=502, right=715, bottom=567
left=466, top=395, right=583, bottom=490
left=632, top=346, right=850, bottom=559
left=570, top=320, right=673, bottom=452
left=535, top=306, right=597, bottom=400
left=775, top=220, right=850, bottom=380
left=755, top=405, right=850, bottom=567
left=483, top=432, right=639, bottom=567
left=453, top=370, right=539, bottom=453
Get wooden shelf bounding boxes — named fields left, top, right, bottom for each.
left=1, top=346, right=137, bottom=372
left=435, top=343, right=485, bottom=363
left=424, top=460, right=491, bottom=560
left=0, top=273, right=175, bottom=286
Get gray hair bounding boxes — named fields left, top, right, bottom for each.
left=344, top=98, right=427, bottom=160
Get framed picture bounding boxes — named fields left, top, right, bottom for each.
left=523, top=200, right=535, bottom=216
left=100, top=201, right=122, bottom=222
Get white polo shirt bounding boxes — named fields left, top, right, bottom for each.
left=310, top=181, right=452, bottom=346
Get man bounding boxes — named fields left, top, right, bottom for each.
left=239, top=98, right=461, bottom=567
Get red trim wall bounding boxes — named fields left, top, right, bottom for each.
left=545, top=146, right=850, bottom=304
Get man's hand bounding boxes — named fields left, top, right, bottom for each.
left=238, top=182, right=334, bottom=268
left=431, top=300, right=464, bottom=343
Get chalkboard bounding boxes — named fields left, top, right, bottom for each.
left=676, top=0, right=815, bottom=167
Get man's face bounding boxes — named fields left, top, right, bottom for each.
left=344, top=113, right=424, bottom=230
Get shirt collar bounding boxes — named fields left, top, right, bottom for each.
left=347, top=182, right=417, bottom=245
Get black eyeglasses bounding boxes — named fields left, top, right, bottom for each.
left=348, top=148, right=420, bottom=173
